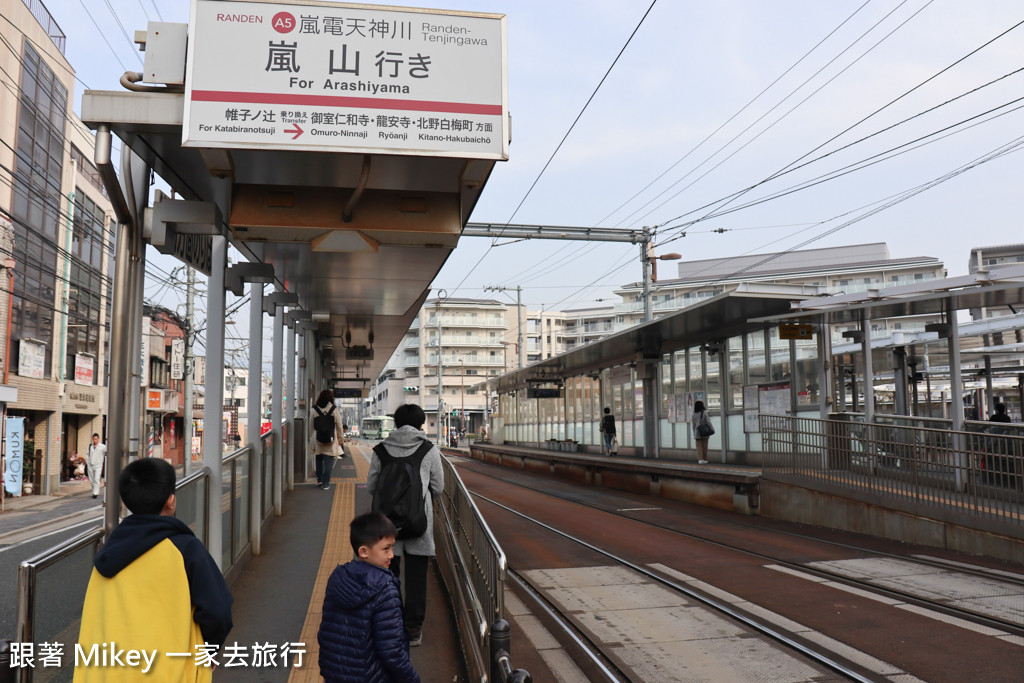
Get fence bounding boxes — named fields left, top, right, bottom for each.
left=21, top=0, right=66, bottom=54
left=13, top=432, right=276, bottom=682
left=761, top=414, right=1024, bottom=538
left=434, top=455, right=508, bottom=682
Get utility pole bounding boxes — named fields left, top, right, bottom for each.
left=484, top=285, right=523, bottom=369
left=641, top=227, right=653, bottom=322
left=183, top=266, right=195, bottom=476
left=434, top=289, right=447, bottom=442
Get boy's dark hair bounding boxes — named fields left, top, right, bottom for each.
left=394, top=404, right=425, bottom=429
left=350, top=511, right=397, bottom=554
left=120, top=458, right=176, bottom=515
left=604, top=407, right=611, bottom=414
left=995, top=402, right=1007, bottom=413
left=92, top=433, right=100, bottom=439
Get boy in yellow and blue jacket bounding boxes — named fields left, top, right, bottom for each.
left=74, top=457, right=233, bottom=682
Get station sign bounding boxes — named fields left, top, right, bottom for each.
left=779, top=323, right=814, bottom=340
left=184, top=0, right=509, bottom=159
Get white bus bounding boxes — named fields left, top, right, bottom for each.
left=360, top=415, right=396, bottom=440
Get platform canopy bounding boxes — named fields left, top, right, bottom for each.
left=83, top=0, right=509, bottom=387
left=487, top=284, right=809, bottom=392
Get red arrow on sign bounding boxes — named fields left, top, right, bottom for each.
left=285, top=124, right=303, bottom=139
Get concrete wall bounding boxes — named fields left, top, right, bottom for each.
left=761, top=479, right=1024, bottom=565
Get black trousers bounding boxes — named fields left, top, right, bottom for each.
left=390, top=553, right=429, bottom=633
left=315, top=454, right=335, bottom=485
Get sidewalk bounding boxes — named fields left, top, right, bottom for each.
left=0, top=480, right=101, bottom=541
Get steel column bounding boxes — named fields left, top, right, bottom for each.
left=203, top=235, right=227, bottom=568
left=861, top=311, right=874, bottom=424
left=286, top=321, right=296, bottom=491
left=247, top=282, right=264, bottom=555
left=272, top=294, right=284, bottom=515
left=948, top=300, right=966, bottom=489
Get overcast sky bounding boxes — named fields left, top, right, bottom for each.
left=46, top=0, right=1024, bottom=335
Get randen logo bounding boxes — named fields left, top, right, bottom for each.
left=272, top=12, right=295, bottom=33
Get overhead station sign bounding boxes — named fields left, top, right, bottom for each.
left=183, top=0, right=508, bottom=159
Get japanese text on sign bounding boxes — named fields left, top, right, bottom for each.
left=184, top=0, right=508, bottom=159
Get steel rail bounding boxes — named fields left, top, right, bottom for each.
left=475, top=492, right=883, bottom=683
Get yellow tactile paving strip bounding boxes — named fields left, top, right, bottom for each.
left=288, top=445, right=370, bottom=683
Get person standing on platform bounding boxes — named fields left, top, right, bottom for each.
left=692, top=400, right=713, bottom=464
left=86, top=433, right=107, bottom=499
left=600, top=407, right=617, bottom=455
left=367, top=403, right=443, bottom=647
left=318, top=512, right=421, bottom=683
left=311, top=389, right=345, bottom=490
left=989, top=402, right=1013, bottom=423
left=74, top=458, right=233, bottom=682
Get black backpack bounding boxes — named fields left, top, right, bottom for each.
left=371, top=441, right=432, bottom=540
left=313, top=404, right=336, bottom=444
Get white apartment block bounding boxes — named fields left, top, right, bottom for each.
left=368, top=298, right=521, bottom=437
left=614, top=243, right=946, bottom=337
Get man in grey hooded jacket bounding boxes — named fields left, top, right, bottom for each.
left=366, top=403, right=444, bottom=647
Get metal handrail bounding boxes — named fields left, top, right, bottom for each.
left=435, top=454, right=511, bottom=681
left=761, top=414, right=1024, bottom=536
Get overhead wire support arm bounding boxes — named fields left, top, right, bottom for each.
left=463, top=223, right=647, bottom=244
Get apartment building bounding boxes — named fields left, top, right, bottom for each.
left=1, top=0, right=115, bottom=494
left=368, top=298, right=517, bottom=437
left=613, top=243, right=946, bottom=337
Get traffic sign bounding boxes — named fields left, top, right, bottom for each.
left=779, top=324, right=814, bottom=340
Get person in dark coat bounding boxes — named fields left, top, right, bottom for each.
left=989, top=402, right=1013, bottom=423
left=318, top=512, right=420, bottom=683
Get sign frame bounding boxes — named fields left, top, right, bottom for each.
left=183, top=0, right=509, bottom=160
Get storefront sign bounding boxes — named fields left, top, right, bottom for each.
left=67, top=385, right=101, bottom=413
left=194, top=356, right=206, bottom=385
left=74, top=354, right=95, bottom=385
left=18, top=339, right=45, bottom=379
left=171, top=339, right=185, bottom=380
left=4, top=417, right=25, bottom=495
left=184, top=0, right=509, bottom=159
left=148, top=389, right=163, bottom=410
left=141, top=316, right=151, bottom=387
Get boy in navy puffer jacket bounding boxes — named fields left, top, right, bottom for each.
left=318, top=512, right=421, bottom=683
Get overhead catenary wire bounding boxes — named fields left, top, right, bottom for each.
left=653, top=14, right=1024, bottom=242
left=624, top=0, right=934, bottom=232
left=445, top=0, right=659, bottom=297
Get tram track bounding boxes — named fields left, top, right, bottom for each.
left=478, top=492, right=880, bottom=682
left=450, top=454, right=1024, bottom=639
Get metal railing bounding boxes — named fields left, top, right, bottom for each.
left=21, top=0, right=66, bottom=54
left=434, top=454, right=509, bottom=682
left=13, top=432, right=278, bottom=682
left=761, top=414, right=1024, bottom=537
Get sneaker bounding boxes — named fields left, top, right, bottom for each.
left=408, top=631, right=422, bottom=647
left=698, top=460, right=708, bottom=464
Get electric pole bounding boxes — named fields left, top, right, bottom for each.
left=183, top=266, right=195, bottom=476
left=484, top=285, right=523, bottom=369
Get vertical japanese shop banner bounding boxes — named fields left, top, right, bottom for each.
left=4, top=417, right=25, bottom=496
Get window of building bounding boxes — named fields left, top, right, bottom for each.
left=10, top=43, right=67, bottom=378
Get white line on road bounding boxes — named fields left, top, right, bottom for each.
left=0, top=515, right=102, bottom=554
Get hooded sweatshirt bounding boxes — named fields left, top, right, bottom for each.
left=318, top=560, right=421, bottom=683
left=74, top=514, right=233, bottom=683
left=366, top=426, right=444, bottom=556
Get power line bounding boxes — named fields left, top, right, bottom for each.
left=595, top=0, right=875, bottom=228
left=445, top=0, right=659, bottom=297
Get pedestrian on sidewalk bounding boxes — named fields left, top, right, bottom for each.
left=367, top=403, right=444, bottom=647
left=318, top=512, right=421, bottom=683
left=311, top=389, right=345, bottom=490
left=692, top=400, right=714, bottom=464
left=86, top=433, right=107, bottom=499
left=600, top=407, right=617, bottom=455
left=74, top=457, right=233, bottom=682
